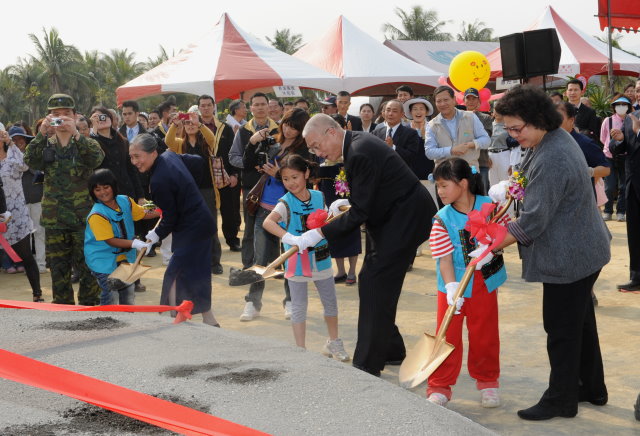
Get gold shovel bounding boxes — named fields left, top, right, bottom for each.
left=399, top=198, right=513, bottom=389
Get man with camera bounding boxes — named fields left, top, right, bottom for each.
left=24, top=94, right=104, bottom=305
left=229, top=92, right=280, bottom=320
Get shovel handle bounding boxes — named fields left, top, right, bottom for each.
left=131, top=217, right=163, bottom=268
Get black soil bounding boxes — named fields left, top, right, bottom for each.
left=42, top=317, right=126, bottom=331
left=161, top=362, right=238, bottom=378
left=207, top=368, right=282, bottom=384
left=0, top=394, right=209, bottom=435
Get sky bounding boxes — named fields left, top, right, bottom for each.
left=2, top=0, right=639, bottom=70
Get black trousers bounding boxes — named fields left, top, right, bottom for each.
left=11, top=235, right=41, bottom=297
left=241, top=188, right=256, bottom=269
left=626, top=184, right=640, bottom=282
left=219, top=183, right=241, bottom=247
left=539, top=270, right=606, bottom=412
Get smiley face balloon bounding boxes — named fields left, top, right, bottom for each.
left=448, top=51, right=491, bottom=91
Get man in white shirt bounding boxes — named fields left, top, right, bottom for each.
left=225, top=99, right=248, bottom=133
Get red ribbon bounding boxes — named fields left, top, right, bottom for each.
left=306, top=209, right=328, bottom=229
left=0, top=222, right=22, bottom=262
left=0, top=300, right=194, bottom=324
left=285, top=250, right=312, bottom=278
left=0, top=348, right=270, bottom=436
left=465, top=203, right=507, bottom=266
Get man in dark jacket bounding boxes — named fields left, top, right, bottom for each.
left=300, top=114, right=437, bottom=376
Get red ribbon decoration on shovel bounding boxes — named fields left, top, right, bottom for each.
left=0, top=348, right=270, bottom=436
left=465, top=203, right=508, bottom=266
left=0, top=221, right=22, bottom=262
left=0, top=300, right=194, bottom=324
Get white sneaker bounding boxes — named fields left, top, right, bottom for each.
left=323, top=338, right=350, bottom=362
left=617, top=213, right=626, bottom=222
left=239, top=302, right=259, bottom=321
left=602, top=212, right=612, bottom=221
left=427, top=393, right=449, bottom=406
left=284, top=301, right=292, bottom=320
left=481, top=388, right=501, bottom=408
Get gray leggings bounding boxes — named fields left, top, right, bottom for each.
left=288, top=276, right=338, bottom=323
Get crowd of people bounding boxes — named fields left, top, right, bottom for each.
left=1, top=77, right=639, bottom=421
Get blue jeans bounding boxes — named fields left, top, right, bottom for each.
left=604, top=157, right=625, bottom=214
left=244, top=206, right=291, bottom=311
left=92, top=270, right=135, bottom=305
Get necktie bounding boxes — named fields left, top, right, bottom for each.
left=387, top=127, right=393, bottom=139
left=127, top=128, right=134, bottom=142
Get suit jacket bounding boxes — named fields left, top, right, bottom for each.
left=609, top=111, right=640, bottom=200
left=322, top=131, right=435, bottom=246
left=361, top=122, right=377, bottom=133
left=343, top=114, right=363, bottom=131
left=575, top=104, right=602, bottom=146
left=372, top=123, right=431, bottom=179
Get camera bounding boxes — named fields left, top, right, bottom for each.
left=255, top=138, right=275, bottom=167
left=261, top=136, right=276, bottom=146
left=50, top=118, right=63, bottom=127
left=43, top=146, right=56, bottom=164
left=98, top=114, right=107, bottom=122
left=177, top=113, right=190, bottom=121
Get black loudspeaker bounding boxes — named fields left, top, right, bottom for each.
left=523, top=28, right=561, bottom=77
left=499, top=33, right=526, bottom=80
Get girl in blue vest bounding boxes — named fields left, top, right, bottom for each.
left=427, top=158, right=510, bottom=409
left=84, top=169, right=159, bottom=305
left=263, top=154, right=349, bottom=362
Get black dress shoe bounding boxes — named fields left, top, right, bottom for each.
left=517, top=403, right=577, bottom=420
left=384, top=358, right=405, bottom=366
left=211, top=265, right=223, bottom=275
left=352, top=364, right=380, bottom=377
left=229, top=243, right=241, bottom=252
left=617, top=281, right=640, bottom=292
left=334, top=274, right=347, bottom=283
left=579, top=391, right=608, bottom=406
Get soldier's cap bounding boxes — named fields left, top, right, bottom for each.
left=47, top=94, right=75, bottom=110
left=464, top=88, right=480, bottom=98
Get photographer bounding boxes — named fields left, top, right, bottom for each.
left=229, top=92, right=279, bottom=271
left=24, top=94, right=104, bottom=305
left=235, top=106, right=311, bottom=322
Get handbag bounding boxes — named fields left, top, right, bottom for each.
left=245, top=174, right=269, bottom=216
left=210, top=156, right=230, bottom=189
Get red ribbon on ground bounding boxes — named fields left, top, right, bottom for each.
left=0, top=300, right=194, bottom=324
left=0, top=348, right=270, bottom=436
left=465, top=203, right=508, bottom=266
left=0, top=222, right=22, bottom=262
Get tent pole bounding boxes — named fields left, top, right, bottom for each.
left=607, top=0, right=615, bottom=96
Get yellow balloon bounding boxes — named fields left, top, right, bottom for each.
left=448, top=51, right=491, bottom=91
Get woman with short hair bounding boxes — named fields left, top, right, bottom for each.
left=489, top=85, right=610, bottom=420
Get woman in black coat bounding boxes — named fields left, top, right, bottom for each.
left=129, top=133, right=218, bottom=326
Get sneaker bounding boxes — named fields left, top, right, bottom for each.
left=284, top=301, right=292, bottom=320
left=134, top=283, right=146, bottom=293
left=617, top=213, right=625, bottom=222
left=427, top=393, right=449, bottom=407
left=602, top=212, right=612, bottom=221
left=38, top=266, right=48, bottom=274
left=239, top=302, right=259, bottom=321
left=16, top=266, right=25, bottom=273
left=481, top=388, right=501, bottom=408
left=323, top=338, right=350, bottom=362
left=6, top=267, right=17, bottom=274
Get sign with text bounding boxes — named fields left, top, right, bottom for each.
left=274, top=85, right=302, bottom=98
left=496, top=78, right=520, bottom=90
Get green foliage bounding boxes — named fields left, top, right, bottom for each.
left=457, top=20, right=498, bottom=42
left=266, top=29, right=304, bottom=55
left=382, top=6, right=452, bottom=41
left=585, top=83, right=613, bottom=119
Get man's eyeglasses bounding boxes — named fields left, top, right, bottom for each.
left=307, top=127, right=333, bottom=154
left=505, top=123, right=528, bottom=135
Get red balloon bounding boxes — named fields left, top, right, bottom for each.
left=479, top=88, right=491, bottom=100
left=438, top=76, right=449, bottom=86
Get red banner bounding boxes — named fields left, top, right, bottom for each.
left=0, top=300, right=194, bottom=324
left=0, top=349, right=270, bottom=436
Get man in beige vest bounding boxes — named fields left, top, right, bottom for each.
left=425, top=86, right=490, bottom=169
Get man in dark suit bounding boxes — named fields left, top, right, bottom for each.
left=565, top=79, right=601, bottom=146
left=610, top=112, right=640, bottom=292
left=372, top=99, right=429, bottom=179
left=298, top=114, right=437, bottom=376
left=336, top=91, right=362, bottom=131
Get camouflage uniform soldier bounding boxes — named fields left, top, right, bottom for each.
left=24, top=94, right=105, bottom=305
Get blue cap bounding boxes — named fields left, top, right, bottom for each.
left=611, top=96, right=632, bottom=113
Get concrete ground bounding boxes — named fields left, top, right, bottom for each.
left=1, top=219, right=639, bottom=435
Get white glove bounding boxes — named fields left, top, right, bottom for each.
left=145, top=230, right=160, bottom=246
left=328, top=199, right=350, bottom=217
left=0, top=211, right=11, bottom=222
left=296, top=229, right=323, bottom=252
left=488, top=180, right=510, bottom=205
left=469, top=244, right=493, bottom=270
left=445, top=282, right=464, bottom=314
left=131, top=239, right=153, bottom=255
left=281, top=232, right=300, bottom=248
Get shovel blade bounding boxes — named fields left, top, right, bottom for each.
left=108, top=263, right=151, bottom=286
left=398, top=332, right=455, bottom=389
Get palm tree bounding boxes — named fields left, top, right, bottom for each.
left=9, top=58, right=45, bottom=124
left=144, top=46, right=171, bottom=70
left=266, top=29, right=304, bottom=54
left=28, top=27, right=81, bottom=93
left=382, top=6, right=452, bottom=41
left=457, top=20, right=497, bottom=42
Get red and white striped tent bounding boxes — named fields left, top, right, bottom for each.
left=487, top=5, right=640, bottom=79
left=293, top=16, right=441, bottom=96
left=116, top=13, right=341, bottom=104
